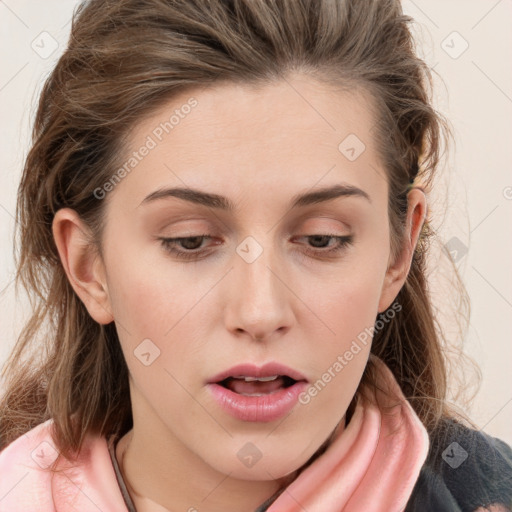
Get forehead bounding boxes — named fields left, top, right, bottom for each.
left=110, top=75, right=386, bottom=212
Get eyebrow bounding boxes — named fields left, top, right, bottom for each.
left=138, top=183, right=371, bottom=210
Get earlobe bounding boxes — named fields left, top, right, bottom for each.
left=52, top=208, right=114, bottom=325
left=377, top=188, right=427, bottom=313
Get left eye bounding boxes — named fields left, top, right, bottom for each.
left=294, top=234, right=354, bottom=259
left=158, top=233, right=353, bottom=261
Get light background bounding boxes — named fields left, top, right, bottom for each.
left=1, top=1, right=511, bottom=446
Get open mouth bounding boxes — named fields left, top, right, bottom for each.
left=208, top=367, right=309, bottom=421
left=218, top=375, right=298, bottom=396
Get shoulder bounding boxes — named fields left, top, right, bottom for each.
left=0, top=419, right=128, bottom=511
left=406, top=417, right=512, bottom=512
left=0, top=419, right=59, bottom=511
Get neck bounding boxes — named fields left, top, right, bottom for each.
left=116, top=429, right=297, bottom=512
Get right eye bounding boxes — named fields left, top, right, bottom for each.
left=159, top=234, right=215, bottom=260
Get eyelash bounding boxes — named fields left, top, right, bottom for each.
left=158, top=233, right=354, bottom=261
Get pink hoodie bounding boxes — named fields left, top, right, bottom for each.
left=0, top=419, right=131, bottom=511
left=0, top=357, right=429, bottom=511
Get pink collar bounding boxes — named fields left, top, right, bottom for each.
left=266, top=356, right=430, bottom=511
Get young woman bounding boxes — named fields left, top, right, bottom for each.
left=0, top=0, right=511, bottom=511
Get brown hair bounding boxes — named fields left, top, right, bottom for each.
left=0, top=0, right=475, bottom=465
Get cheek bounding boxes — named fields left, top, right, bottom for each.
left=306, top=275, right=379, bottom=379
left=106, top=260, right=208, bottom=423
left=317, top=253, right=388, bottom=335
left=296, top=270, right=384, bottom=420
left=300, top=240, right=388, bottom=385
left=104, top=228, right=197, bottom=335
left=104, top=243, right=220, bottom=381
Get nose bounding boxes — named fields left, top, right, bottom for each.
left=224, top=240, right=294, bottom=342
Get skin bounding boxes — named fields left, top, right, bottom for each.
left=52, top=73, right=426, bottom=512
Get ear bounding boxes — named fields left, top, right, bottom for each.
left=377, top=188, right=427, bottom=313
left=52, top=208, right=114, bottom=324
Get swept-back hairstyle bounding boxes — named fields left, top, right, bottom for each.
left=0, top=0, right=472, bottom=464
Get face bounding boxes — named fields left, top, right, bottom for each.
left=54, top=73, right=424, bottom=483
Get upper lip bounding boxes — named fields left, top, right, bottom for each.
left=207, top=362, right=308, bottom=384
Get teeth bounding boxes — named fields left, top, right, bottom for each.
left=232, top=375, right=280, bottom=382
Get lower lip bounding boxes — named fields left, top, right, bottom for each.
left=206, top=381, right=309, bottom=422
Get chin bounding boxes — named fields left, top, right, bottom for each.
left=225, top=460, right=302, bottom=482
left=205, top=441, right=311, bottom=482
